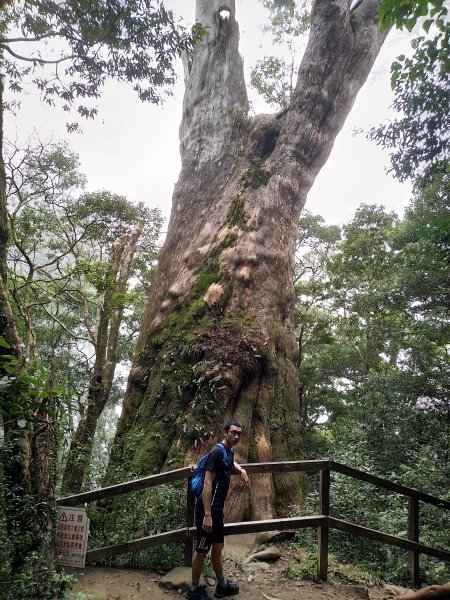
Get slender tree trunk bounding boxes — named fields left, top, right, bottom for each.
left=106, top=0, right=388, bottom=521
left=0, top=68, right=57, bottom=571
left=62, top=227, right=142, bottom=494
left=30, top=355, right=59, bottom=565
left=0, top=66, right=34, bottom=570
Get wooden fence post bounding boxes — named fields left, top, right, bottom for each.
left=184, top=479, right=195, bottom=567
left=318, top=468, right=330, bottom=580
left=407, top=496, right=419, bottom=587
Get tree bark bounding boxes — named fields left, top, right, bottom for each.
left=62, top=226, right=142, bottom=494
left=106, top=0, right=388, bottom=521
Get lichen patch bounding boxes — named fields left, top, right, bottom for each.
left=203, top=283, right=224, bottom=307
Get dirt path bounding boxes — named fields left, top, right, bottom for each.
left=68, top=535, right=392, bottom=600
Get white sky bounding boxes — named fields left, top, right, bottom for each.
left=5, top=0, right=414, bottom=229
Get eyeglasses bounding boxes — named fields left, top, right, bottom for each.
left=228, top=430, right=243, bottom=438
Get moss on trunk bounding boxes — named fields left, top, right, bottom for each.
left=106, top=0, right=387, bottom=525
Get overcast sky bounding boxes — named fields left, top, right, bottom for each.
left=6, top=1, right=414, bottom=229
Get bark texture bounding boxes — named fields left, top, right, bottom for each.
left=106, top=0, right=388, bottom=521
left=62, top=226, right=142, bottom=494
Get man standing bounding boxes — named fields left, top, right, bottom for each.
left=186, top=419, right=249, bottom=600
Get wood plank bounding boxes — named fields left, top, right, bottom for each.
left=242, top=460, right=331, bottom=474
left=223, top=515, right=327, bottom=536
left=330, top=462, right=450, bottom=509
left=184, top=482, right=195, bottom=567
left=328, top=517, right=450, bottom=562
left=57, top=461, right=330, bottom=506
left=407, top=497, right=420, bottom=587
left=58, top=459, right=449, bottom=515
left=318, top=469, right=330, bottom=580
left=85, top=516, right=327, bottom=562
left=86, top=514, right=449, bottom=564
left=86, top=528, right=189, bottom=561
left=58, top=466, right=193, bottom=506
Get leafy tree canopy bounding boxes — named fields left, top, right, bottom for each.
left=251, top=0, right=309, bottom=109
left=372, top=0, right=449, bottom=183
left=0, top=0, right=198, bottom=127
left=379, top=0, right=447, bottom=32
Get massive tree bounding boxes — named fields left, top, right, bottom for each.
left=106, top=0, right=389, bottom=522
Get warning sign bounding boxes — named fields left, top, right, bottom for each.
left=56, top=506, right=89, bottom=568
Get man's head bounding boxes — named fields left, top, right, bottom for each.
left=223, top=418, right=243, bottom=447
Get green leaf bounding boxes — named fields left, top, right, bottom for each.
left=0, top=335, right=11, bottom=349
left=422, top=18, right=433, bottom=33
left=20, top=375, right=45, bottom=387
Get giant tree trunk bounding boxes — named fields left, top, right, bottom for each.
left=62, top=226, right=142, bottom=494
left=106, top=0, right=388, bottom=521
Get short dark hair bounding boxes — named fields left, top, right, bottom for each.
left=224, top=418, right=242, bottom=431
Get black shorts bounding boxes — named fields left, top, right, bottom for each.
left=195, top=504, right=224, bottom=553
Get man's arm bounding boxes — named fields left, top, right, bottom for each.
left=232, top=461, right=249, bottom=485
left=201, top=469, right=214, bottom=532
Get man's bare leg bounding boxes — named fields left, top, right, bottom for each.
left=210, top=543, right=224, bottom=580
left=191, top=551, right=208, bottom=584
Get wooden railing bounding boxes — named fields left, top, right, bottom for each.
left=57, top=459, right=450, bottom=587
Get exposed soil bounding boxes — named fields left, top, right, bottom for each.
left=67, top=534, right=397, bottom=600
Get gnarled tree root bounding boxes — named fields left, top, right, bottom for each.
left=401, top=583, right=450, bottom=599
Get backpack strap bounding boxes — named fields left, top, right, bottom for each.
left=216, top=442, right=234, bottom=473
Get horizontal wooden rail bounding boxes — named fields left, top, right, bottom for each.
left=58, top=460, right=449, bottom=511
left=328, top=518, right=450, bottom=562
left=86, top=516, right=327, bottom=562
left=58, top=466, right=193, bottom=506
left=243, top=460, right=331, bottom=474
left=222, top=515, right=327, bottom=537
left=58, top=460, right=330, bottom=506
left=60, top=457, right=449, bottom=587
left=330, top=462, right=450, bottom=509
left=87, top=528, right=188, bottom=561
left=86, top=514, right=450, bottom=564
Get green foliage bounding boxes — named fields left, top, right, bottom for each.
left=393, top=170, right=450, bottom=312
left=0, top=342, right=74, bottom=598
left=0, top=337, right=63, bottom=420
left=251, top=1, right=309, bottom=109
left=369, top=39, right=449, bottom=182
left=295, top=179, right=449, bottom=585
left=241, top=164, right=271, bottom=189
left=87, top=483, right=186, bottom=571
left=0, top=0, right=197, bottom=128
left=250, top=56, right=294, bottom=109
left=0, top=552, right=75, bottom=600
left=227, top=195, right=246, bottom=227
left=372, top=1, right=449, bottom=183
left=379, top=0, right=448, bottom=33
left=262, top=0, right=310, bottom=44
left=282, top=552, right=317, bottom=580
left=5, top=136, right=162, bottom=440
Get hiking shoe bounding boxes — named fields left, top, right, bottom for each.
left=214, top=578, right=239, bottom=598
left=185, top=584, right=214, bottom=600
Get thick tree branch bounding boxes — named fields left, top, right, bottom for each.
left=1, top=44, right=75, bottom=65
left=1, top=33, right=61, bottom=43
left=269, top=0, right=387, bottom=202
